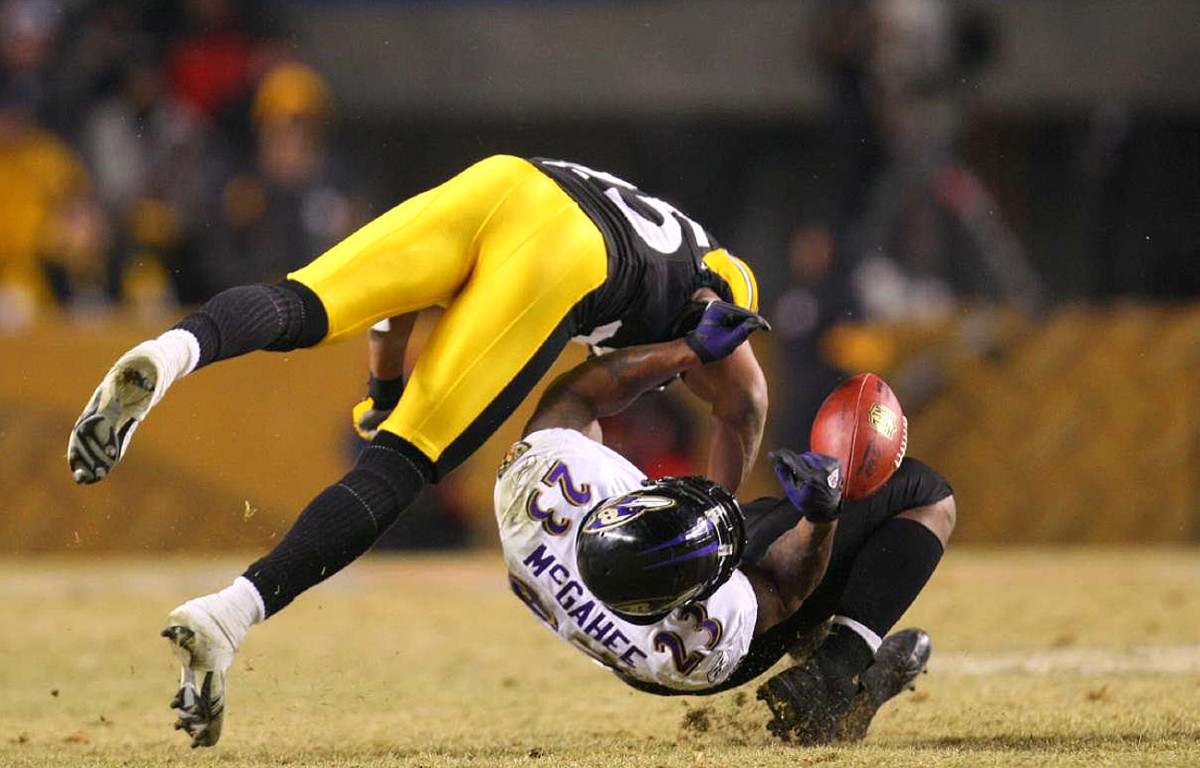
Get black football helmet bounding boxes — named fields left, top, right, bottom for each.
left=575, top=476, right=746, bottom=625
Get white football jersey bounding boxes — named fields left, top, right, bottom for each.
left=494, top=428, right=757, bottom=691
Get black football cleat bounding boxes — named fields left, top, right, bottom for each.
left=757, top=652, right=858, bottom=745
left=835, top=628, right=932, bottom=742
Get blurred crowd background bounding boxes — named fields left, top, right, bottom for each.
left=2, top=0, right=1199, bottom=550
left=0, top=0, right=369, bottom=326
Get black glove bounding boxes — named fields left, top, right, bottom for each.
left=684, top=300, right=771, bottom=363
left=768, top=449, right=844, bottom=523
left=352, top=375, right=404, bottom=440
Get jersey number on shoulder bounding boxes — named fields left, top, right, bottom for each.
left=652, top=604, right=724, bottom=676
left=542, top=160, right=710, bottom=254
left=525, top=460, right=592, bottom=536
left=508, top=573, right=559, bottom=630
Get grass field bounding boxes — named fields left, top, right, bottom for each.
left=1, top=549, right=1198, bottom=768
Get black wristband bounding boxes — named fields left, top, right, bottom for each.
left=368, top=375, right=405, bottom=410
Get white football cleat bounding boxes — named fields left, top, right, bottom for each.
left=162, top=603, right=236, bottom=748
left=68, top=331, right=197, bottom=485
left=68, top=351, right=157, bottom=484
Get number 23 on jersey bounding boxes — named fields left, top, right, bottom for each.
left=525, top=460, right=592, bottom=536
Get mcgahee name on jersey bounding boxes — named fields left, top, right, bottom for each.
left=516, top=543, right=649, bottom=670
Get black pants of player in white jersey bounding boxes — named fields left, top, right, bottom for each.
left=623, top=458, right=953, bottom=696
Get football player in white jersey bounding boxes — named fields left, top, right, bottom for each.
left=495, top=298, right=843, bottom=692
left=495, top=298, right=954, bottom=744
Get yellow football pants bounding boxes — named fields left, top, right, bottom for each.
left=289, top=155, right=608, bottom=474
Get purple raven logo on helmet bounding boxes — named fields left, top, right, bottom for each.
left=583, top=494, right=676, bottom=534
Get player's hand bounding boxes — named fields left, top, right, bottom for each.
left=352, top=398, right=392, bottom=440
left=768, top=449, right=843, bottom=523
left=685, top=300, right=771, bottom=363
left=352, top=375, right=404, bottom=440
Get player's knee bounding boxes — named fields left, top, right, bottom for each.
left=342, top=438, right=432, bottom=531
left=899, top=495, right=956, bottom=549
left=930, top=494, right=956, bottom=546
left=353, top=440, right=431, bottom=498
left=265, top=280, right=329, bottom=350
left=941, top=495, right=957, bottom=537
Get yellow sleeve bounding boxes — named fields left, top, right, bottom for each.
left=701, top=248, right=759, bottom=313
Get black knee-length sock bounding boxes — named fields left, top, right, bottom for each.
left=174, top=280, right=328, bottom=369
left=820, top=518, right=944, bottom=676
left=243, top=434, right=432, bottom=617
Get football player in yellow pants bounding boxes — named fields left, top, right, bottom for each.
left=290, top=155, right=611, bottom=470
left=66, top=155, right=768, bottom=747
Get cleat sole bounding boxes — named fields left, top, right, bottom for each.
left=161, top=615, right=228, bottom=748
left=67, top=355, right=159, bottom=484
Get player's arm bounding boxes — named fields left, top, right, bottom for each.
left=743, top=450, right=843, bottom=635
left=369, top=314, right=415, bottom=382
left=524, top=339, right=698, bottom=441
left=353, top=314, right=417, bottom=440
left=524, top=301, right=769, bottom=441
left=681, top=338, right=769, bottom=493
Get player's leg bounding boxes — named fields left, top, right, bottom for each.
left=758, top=506, right=950, bottom=743
left=236, top=173, right=609, bottom=619
left=825, top=497, right=951, bottom=741
left=286, top=155, right=558, bottom=342
left=378, top=193, right=609, bottom=474
left=66, top=279, right=330, bottom=484
left=66, top=155, right=534, bottom=485
left=162, top=163, right=607, bottom=747
left=158, top=431, right=429, bottom=747
left=821, top=496, right=953, bottom=676
left=758, top=460, right=954, bottom=744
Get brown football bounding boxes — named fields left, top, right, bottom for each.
left=809, top=373, right=908, bottom=501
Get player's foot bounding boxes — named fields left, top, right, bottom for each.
left=162, top=603, right=235, bottom=748
left=67, top=349, right=162, bottom=484
left=757, top=649, right=858, bottom=745
left=835, top=628, right=932, bottom=742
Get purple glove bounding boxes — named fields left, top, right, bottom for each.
left=768, top=449, right=844, bottom=523
left=685, top=300, right=771, bottom=363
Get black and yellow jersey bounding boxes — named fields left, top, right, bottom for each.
left=531, top=158, right=758, bottom=352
